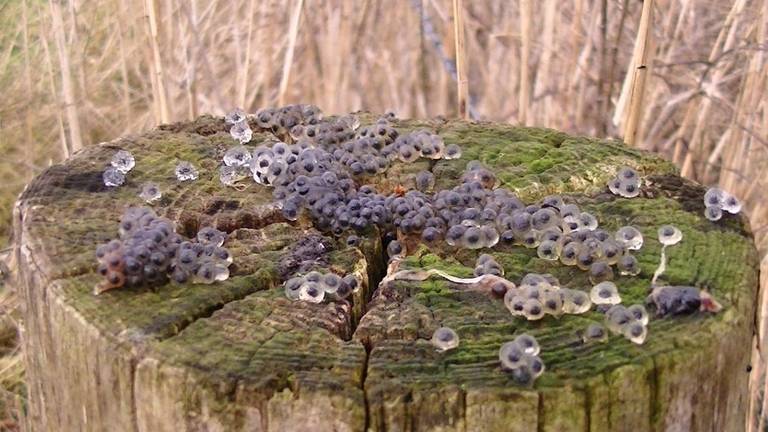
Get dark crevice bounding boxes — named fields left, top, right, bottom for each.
left=537, top=392, right=545, bottom=432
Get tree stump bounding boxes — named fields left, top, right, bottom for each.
left=13, top=115, right=759, bottom=431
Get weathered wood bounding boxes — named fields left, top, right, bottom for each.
left=13, top=115, right=759, bottom=431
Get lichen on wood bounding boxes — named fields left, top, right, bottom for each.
left=13, top=113, right=758, bottom=431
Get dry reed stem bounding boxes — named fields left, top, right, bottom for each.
left=622, top=0, right=654, bottom=147
left=49, top=0, right=82, bottom=154
left=145, top=0, right=170, bottom=124
left=517, top=0, right=531, bottom=125
left=452, top=0, right=468, bottom=119
left=277, top=0, right=304, bottom=107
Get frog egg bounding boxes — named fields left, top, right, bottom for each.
left=617, top=166, right=638, bottom=181
left=322, top=273, right=343, bottom=294
left=510, top=334, right=539, bottom=355
left=615, top=226, right=643, bottom=250
left=499, top=341, right=526, bottom=370
left=510, top=212, right=532, bottom=233
left=491, top=280, right=513, bottom=298
left=536, top=240, right=560, bottom=261
left=175, top=161, right=199, bottom=182
left=480, top=225, right=500, bottom=248
left=387, top=240, right=404, bottom=258
left=523, top=299, right=545, bottom=320
left=621, top=321, right=647, bottom=344
left=195, top=262, right=217, bottom=284
left=283, top=277, right=304, bottom=300
left=560, top=242, right=580, bottom=266
left=627, top=304, right=649, bottom=325
left=617, top=254, right=641, bottom=276
left=111, top=150, right=136, bottom=173
left=397, top=144, right=420, bottom=163
left=531, top=208, right=558, bottom=231
left=445, top=225, right=466, bottom=247
left=103, top=167, right=126, bottom=187
left=605, top=305, right=633, bottom=334
left=721, top=193, right=741, bottom=214
left=657, top=225, right=682, bottom=245
left=704, top=187, right=725, bottom=208
left=590, top=281, right=621, bottom=305
left=561, top=289, right=592, bottom=314
left=461, top=226, right=484, bottom=249
left=541, top=195, right=564, bottom=209
left=421, top=227, right=442, bottom=244
left=299, top=281, right=325, bottom=303
left=224, top=108, right=246, bottom=124
left=223, top=145, right=252, bottom=167
left=618, top=180, right=641, bottom=198
left=608, top=178, right=622, bottom=195
left=578, top=212, right=598, bottom=231
left=197, top=227, right=226, bottom=247
left=476, top=253, right=496, bottom=266
left=444, top=144, right=462, bottom=159
left=520, top=230, right=540, bottom=249
left=524, top=354, right=545, bottom=379
left=576, top=249, right=598, bottom=271
left=520, top=273, right=549, bottom=289
left=561, top=215, right=581, bottom=232
left=171, top=267, right=190, bottom=284
left=431, top=327, right=460, bottom=352
left=601, top=239, right=622, bottom=265
left=582, top=323, right=608, bottom=343
left=212, top=263, right=230, bottom=281
left=588, top=261, right=614, bottom=284
left=540, top=228, right=563, bottom=243
left=304, top=270, right=323, bottom=283
left=704, top=205, right=723, bottom=221
left=342, top=274, right=360, bottom=293
left=541, top=290, right=564, bottom=316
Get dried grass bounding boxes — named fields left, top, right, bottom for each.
left=0, top=0, right=765, bottom=428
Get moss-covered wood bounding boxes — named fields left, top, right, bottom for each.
left=13, top=114, right=759, bottom=431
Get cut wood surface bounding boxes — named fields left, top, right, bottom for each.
left=13, top=114, right=759, bottom=431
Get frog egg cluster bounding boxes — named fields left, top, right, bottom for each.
left=646, top=285, right=705, bottom=316
left=499, top=334, right=544, bottom=385
left=175, top=161, right=199, bottom=182
left=590, top=281, right=621, bottom=305
left=607, top=166, right=641, bottom=198
left=283, top=271, right=359, bottom=303
left=703, top=187, right=741, bottom=221
left=604, top=304, right=649, bottom=344
left=139, top=182, right=162, bottom=203
left=94, top=207, right=233, bottom=294
left=474, top=254, right=503, bottom=277
left=103, top=150, right=135, bottom=187
left=431, top=326, right=460, bottom=352
left=225, top=108, right=253, bottom=144
left=503, top=273, right=592, bottom=320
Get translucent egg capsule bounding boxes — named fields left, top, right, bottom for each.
left=560, top=242, right=580, bottom=266
left=617, top=254, right=641, bottom=276
left=299, top=281, right=325, bottom=303
left=103, top=167, right=126, bottom=187
left=703, top=187, right=725, bottom=208
left=576, top=249, right=598, bottom=271
left=229, top=121, right=253, bottom=144
left=505, top=294, right=527, bottom=316
left=561, top=289, right=592, bottom=314
left=582, top=323, right=608, bottom=343
left=627, top=304, right=649, bottom=325
left=195, top=262, right=217, bottom=284
left=499, top=341, right=526, bottom=370
left=212, top=263, right=230, bottom=281
left=322, top=273, right=343, bottom=294
left=588, top=261, right=614, bottom=284
left=462, top=226, right=484, bottom=249
left=111, top=150, right=136, bottom=174
left=284, top=277, right=304, bottom=300
left=618, top=179, right=641, bottom=198
left=431, top=327, right=460, bottom=352
left=657, top=225, right=682, bottom=245
left=342, top=274, right=360, bottom=293
left=605, top=305, right=633, bottom=334
left=197, top=227, right=226, bottom=247
left=444, top=144, right=462, bottom=159
left=722, top=193, right=741, bottom=214
left=519, top=230, right=540, bottom=248
left=531, top=208, right=559, bottom=231
left=175, top=161, right=199, bottom=182
left=445, top=225, right=467, bottom=246
left=523, top=299, right=545, bottom=320
left=608, top=178, right=622, bottom=195
left=414, top=171, right=435, bottom=192
left=541, top=290, right=564, bottom=316
left=541, top=195, right=564, bottom=209
left=491, top=279, right=513, bottom=298
left=224, top=108, right=246, bottom=124
left=578, top=212, right=599, bottom=231
left=521, top=273, right=550, bottom=289
left=704, top=205, right=723, bottom=221
left=304, top=271, right=323, bottom=283
left=524, top=354, right=545, bottom=379
left=479, top=225, right=500, bottom=248
left=223, top=145, right=253, bottom=167
left=600, top=239, right=623, bottom=265
left=397, top=143, right=420, bottom=163
left=590, top=281, right=621, bottom=305
left=617, top=166, right=639, bottom=182
left=514, top=334, right=540, bottom=355
left=615, top=226, right=643, bottom=250
left=621, top=321, right=647, bottom=344
left=537, top=240, right=561, bottom=261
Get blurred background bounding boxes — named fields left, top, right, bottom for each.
left=0, top=0, right=765, bottom=429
